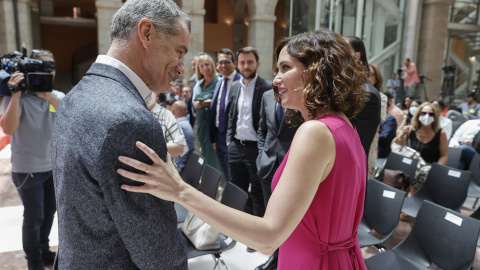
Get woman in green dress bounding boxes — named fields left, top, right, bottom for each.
left=193, top=54, right=221, bottom=170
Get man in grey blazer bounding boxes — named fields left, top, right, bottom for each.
left=51, top=1, right=190, bottom=269
left=255, top=89, right=298, bottom=270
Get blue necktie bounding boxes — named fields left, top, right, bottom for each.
left=276, top=104, right=284, bottom=128
left=218, top=78, right=229, bottom=132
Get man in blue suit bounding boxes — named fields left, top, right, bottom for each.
left=51, top=1, right=189, bottom=269
left=209, top=48, right=241, bottom=181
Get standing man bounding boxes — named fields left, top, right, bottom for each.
left=209, top=48, right=241, bottom=181
left=403, top=58, right=420, bottom=98
left=172, top=100, right=195, bottom=173
left=51, top=1, right=190, bottom=269
left=344, top=36, right=381, bottom=160
left=386, top=73, right=400, bottom=101
left=227, top=46, right=271, bottom=227
left=1, top=50, right=64, bottom=270
left=255, top=89, right=298, bottom=270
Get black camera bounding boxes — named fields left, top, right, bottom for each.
left=0, top=50, right=56, bottom=94
left=441, top=65, right=457, bottom=73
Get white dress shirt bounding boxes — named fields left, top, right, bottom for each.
left=235, top=75, right=259, bottom=141
left=216, top=70, right=237, bottom=128
left=95, top=55, right=151, bottom=102
left=449, top=119, right=480, bottom=147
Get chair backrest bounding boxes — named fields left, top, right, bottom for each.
left=446, top=147, right=462, bottom=169
left=422, top=163, right=471, bottom=211
left=182, top=152, right=205, bottom=189
left=446, top=110, right=467, bottom=123
left=364, top=179, right=406, bottom=235
left=379, top=152, right=419, bottom=186
left=410, top=201, right=480, bottom=270
left=468, top=153, right=480, bottom=186
left=198, top=165, right=222, bottom=199
left=451, top=121, right=463, bottom=136
left=220, top=182, right=248, bottom=212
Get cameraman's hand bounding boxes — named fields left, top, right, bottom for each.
left=37, top=92, right=60, bottom=110
left=8, top=71, right=24, bottom=96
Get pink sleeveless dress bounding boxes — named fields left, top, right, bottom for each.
left=272, top=114, right=367, bottom=270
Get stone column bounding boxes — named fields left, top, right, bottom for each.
left=18, top=0, right=33, bottom=50
left=416, top=0, right=454, bottom=100
left=246, top=0, right=278, bottom=80
left=0, top=0, right=17, bottom=53
left=181, top=0, right=205, bottom=80
left=95, top=0, right=123, bottom=55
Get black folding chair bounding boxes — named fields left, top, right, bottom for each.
left=376, top=152, right=419, bottom=189
left=180, top=152, right=206, bottom=189
left=177, top=164, right=222, bottom=223
left=358, top=179, right=405, bottom=249
left=401, top=163, right=471, bottom=218
left=446, top=146, right=462, bottom=169
left=183, top=182, right=248, bottom=269
left=467, top=153, right=480, bottom=202
left=470, top=207, right=480, bottom=246
left=365, top=201, right=480, bottom=270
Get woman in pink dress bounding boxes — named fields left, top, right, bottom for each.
left=118, top=29, right=369, bottom=269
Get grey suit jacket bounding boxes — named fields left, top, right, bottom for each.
left=256, top=90, right=298, bottom=180
left=52, top=63, right=187, bottom=269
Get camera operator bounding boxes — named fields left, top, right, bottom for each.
left=0, top=50, right=64, bottom=270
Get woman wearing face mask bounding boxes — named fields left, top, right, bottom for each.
left=397, top=99, right=421, bottom=136
left=394, top=102, right=448, bottom=193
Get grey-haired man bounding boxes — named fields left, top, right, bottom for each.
left=51, top=0, right=190, bottom=269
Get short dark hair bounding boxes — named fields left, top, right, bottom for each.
left=218, top=48, right=235, bottom=62
left=385, top=92, right=393, bottom=100
left=467, top=92, right=477, bottom=100
left=166, top=98, right=176, bottom=106
left=344, top=36, right=369, bottom=72
left=236, top=46, right=259, bottom=62
left=158, top=93, right=167, bottom=103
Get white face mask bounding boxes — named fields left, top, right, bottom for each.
left=419, top=114, right=434, bottom=126
left=409, top=106, right=418, bottom=116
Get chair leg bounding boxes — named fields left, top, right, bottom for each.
left=474, top=198, right=479, bottom=209
left=212, top=254, right=228, bottom=270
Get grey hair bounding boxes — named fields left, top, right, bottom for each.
left=109, top=0, right=191, bottom=42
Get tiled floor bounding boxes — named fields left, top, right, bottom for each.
left=1, top=144, right=480, bottom=270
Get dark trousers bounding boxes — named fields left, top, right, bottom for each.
left=12, top=171, right=56, bottom=261
left=215, top=130, right=231, bottom=182
left=459, top=144, right=477, bottom=170
left=229, top=139, right=265, bottom=217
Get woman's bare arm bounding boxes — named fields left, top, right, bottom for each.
left=118, top=120, right=336, bottom=254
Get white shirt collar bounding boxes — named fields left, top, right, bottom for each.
left=240, top=74, right=258, bottom=88
left=95, top=55, right=151, bottom=102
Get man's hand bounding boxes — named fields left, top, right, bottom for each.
left=37, top=92, right=60, bottom=110
left=8, top=71, right=24, bottom=95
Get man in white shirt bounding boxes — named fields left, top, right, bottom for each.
left=227, top=47, right=271, bottom=231
left=449, top=119, right=480, bottom=169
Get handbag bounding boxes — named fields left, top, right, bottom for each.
left=181, top=211, right=220, bottom=250
left=382, top=169, right=409, bottom=190
left=391, top=141, right=427, bottom=178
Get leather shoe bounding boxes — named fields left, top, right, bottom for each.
left=27, top=259, right=45, bottom=270
left=255, top=254, right=278, bottom=270
left=42, top=250, right=56, bottom=265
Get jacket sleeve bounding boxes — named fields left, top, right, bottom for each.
left=257, top=94, right=267, bottom=155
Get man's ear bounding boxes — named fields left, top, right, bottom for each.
left=138, top=18, right=154, bottom=49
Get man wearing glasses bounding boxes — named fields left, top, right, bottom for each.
left=209, top=48, right=241, bottom=181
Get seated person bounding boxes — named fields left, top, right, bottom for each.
left=394, top=102, right=448, bottom=193
left=432, top=99, right=453, bottom=140
left=378, top=113, right=397, bottom=159
left=171, top=100, right=195, bottom=173
left=459, top=92, right=480, bottom=120
left=449, top=119, right=480, bottom=169
left=147, top=93, right=187, bottom=163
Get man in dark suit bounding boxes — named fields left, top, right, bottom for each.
left=344, top=36, right=381, bottom=159
left=209, top=48, right=241, bottom=181
left=227, top=46, right=271, bottom=225
left=255, top=89, right=298, bottom=270
left=51, top=1, right=189, bottom=269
